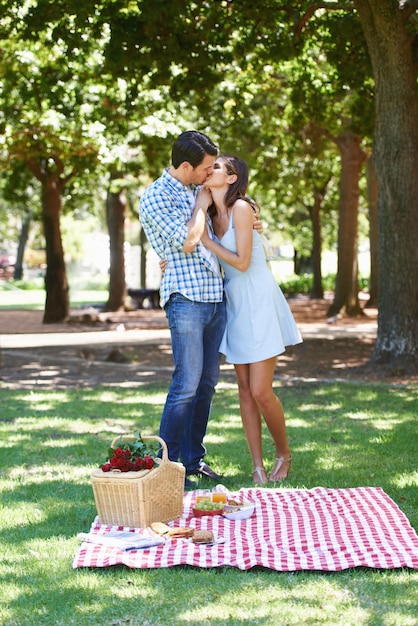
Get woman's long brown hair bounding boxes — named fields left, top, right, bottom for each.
left=208, top=154, right=260, bottom=217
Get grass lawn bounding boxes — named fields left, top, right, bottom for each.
left=1, top=380, right=417, bottom=625
left=0, top=284, right=108, bottom=310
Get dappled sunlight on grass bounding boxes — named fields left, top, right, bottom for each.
left=131, top=393, right=167, bottom=406
left=299, top=403, right=346, bottom=415
left=1, top=381, right=417, bottom=625
left=179, top=573, right=366, bottom=624
left=346, top=410, right=377, bottom=420
left=393, top=471, right=418, bottom=489
left=287, top=417, right=312, bottom=429
left=8, top=464, right=93, bottom=483
left=22, top=389, right=70, bottom=402
left=1, top=501, right=44, bottom=527
left=42, top=437, right=84, bottom=448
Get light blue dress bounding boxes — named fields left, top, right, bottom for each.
left=217, top=211, right=302, bottom=364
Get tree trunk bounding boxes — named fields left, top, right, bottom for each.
left=309, top=187, right=324, bottom=299
left=14, top=212, right=31, bottom=281
left=354, top=1, right=418, bottom=370
left=41, top=178, right=69, bottom=323
left=365, top=154, right=378, bottom=307
left=327, top=130, right=366, bottom=317
left=103, top=173, right=127, bottom=312
left=140, top=226, right=147, bottom=288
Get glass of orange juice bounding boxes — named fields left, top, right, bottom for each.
left=211, top=492, right=227, bottom=503
left=195, top=491, right=211, bottom=503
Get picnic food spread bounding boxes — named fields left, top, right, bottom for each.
left=192, top=530, right=214, bottom=544
left=75, top=487, right=418, bottom=571
left=191, top=493, right=257, bottom=519
left=150, top=522, right=194, bottom=538
left=148, top=491, right=255, bottom=545
left=223, top=501, right=255, bottom=520
left=150, top=522, right=214, bottom=544
left=192, top=499, right=225, bottom=517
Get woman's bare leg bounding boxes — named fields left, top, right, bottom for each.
left=249, top=357, right=291, bottom=480
left=234, top=363, right=267, bottom=483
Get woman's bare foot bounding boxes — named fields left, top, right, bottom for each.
left=269, top=456, right=292, bottom=481
left=252, top=466, right=268, bottom=484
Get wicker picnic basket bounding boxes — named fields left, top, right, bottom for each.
left=91, top=435, right=185, bottom=528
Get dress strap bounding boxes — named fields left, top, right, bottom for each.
left=229, top=209, right=234, bottom=230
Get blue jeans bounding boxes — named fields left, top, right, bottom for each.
left=160, top=293, right=226, bottom=472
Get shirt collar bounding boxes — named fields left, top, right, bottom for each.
left=162, top=167, right=193, bottom=193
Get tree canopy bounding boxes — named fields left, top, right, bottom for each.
left=1, top=0, right=417, bottom=372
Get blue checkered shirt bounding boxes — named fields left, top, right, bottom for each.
left=139, top=169, right=223, bottom=307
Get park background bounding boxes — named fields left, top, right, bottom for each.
left=0, top=0, right=417, bottom=379
left=1, top=2, right=418, bottom=625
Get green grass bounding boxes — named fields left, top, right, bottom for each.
left=0, top=273, right=371, bottom=309
left=1, top=381, right=417, bottom=626
left=0, top=284, right=108, bottom=310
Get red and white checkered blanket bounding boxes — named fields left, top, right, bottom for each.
left=73, top=487, right=418, bottom=571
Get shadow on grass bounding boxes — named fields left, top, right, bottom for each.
left=0, top=382, right=417, bottom=626
left=1, top=381, right=417, bottom=523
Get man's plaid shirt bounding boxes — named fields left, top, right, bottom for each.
left=139, top=169, right=223, bottom=307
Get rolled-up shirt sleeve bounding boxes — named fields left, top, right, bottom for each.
left=140, top=183, right=191, bottom=256
left=139, top=169, right=223, bottom=306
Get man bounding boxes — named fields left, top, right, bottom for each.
left=140, top=130, right=226, bottom=487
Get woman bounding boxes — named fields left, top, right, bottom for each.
left=201, top=155, right=302, bottom=484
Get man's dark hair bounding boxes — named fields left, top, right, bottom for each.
left=171, top=130, right=218, bottom=168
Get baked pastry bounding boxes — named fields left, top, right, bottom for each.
left=150, top=522, right=171, bottom=536
left=150, top=522, right=193, bottom=538
left=192, top=529, right=214, bottom=544
left=168, top=527, right=194, bottom=538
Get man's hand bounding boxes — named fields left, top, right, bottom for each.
left=253, top=213, right=263, bottom=234
left=159, top=258, right=168, bottom=274
left=195, top=186, right=213, bottom=208
left=183, top=186, right=213, bottom=253
left=200, top=225, right=211, bottom=247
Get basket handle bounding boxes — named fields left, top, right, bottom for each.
left=110, top=434, right=169, bottom=462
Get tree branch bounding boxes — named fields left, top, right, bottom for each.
left=400, top=0, right=418, bottom=20
left=295, top=2, right=355, bottom=35
left=43, top=154, right=64, bottom=177
left=26, top=157, right=44, bottom=181
left=303, top=121, right=338, bottom=146
left=49, top=155, right=77, bottom=188
left=62, top=171, right=77, bottom=187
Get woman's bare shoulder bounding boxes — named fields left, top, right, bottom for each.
left=232, top=198, right=254, bottom=215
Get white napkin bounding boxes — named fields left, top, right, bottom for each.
left=77, top=530, right=165, bottom=551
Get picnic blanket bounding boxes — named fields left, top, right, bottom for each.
left=73, top=487, right=418, bottom=571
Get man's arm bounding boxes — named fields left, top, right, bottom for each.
left=182, top=187, right=212, bottom=253
left=140, top=189, right=189, bottom=256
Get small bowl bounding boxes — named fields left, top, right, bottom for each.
left=223, top=503, right=255, bottom=521
left=193, top=506, right=224, bottom=518
left=223, top=500, right=252, bottom=511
